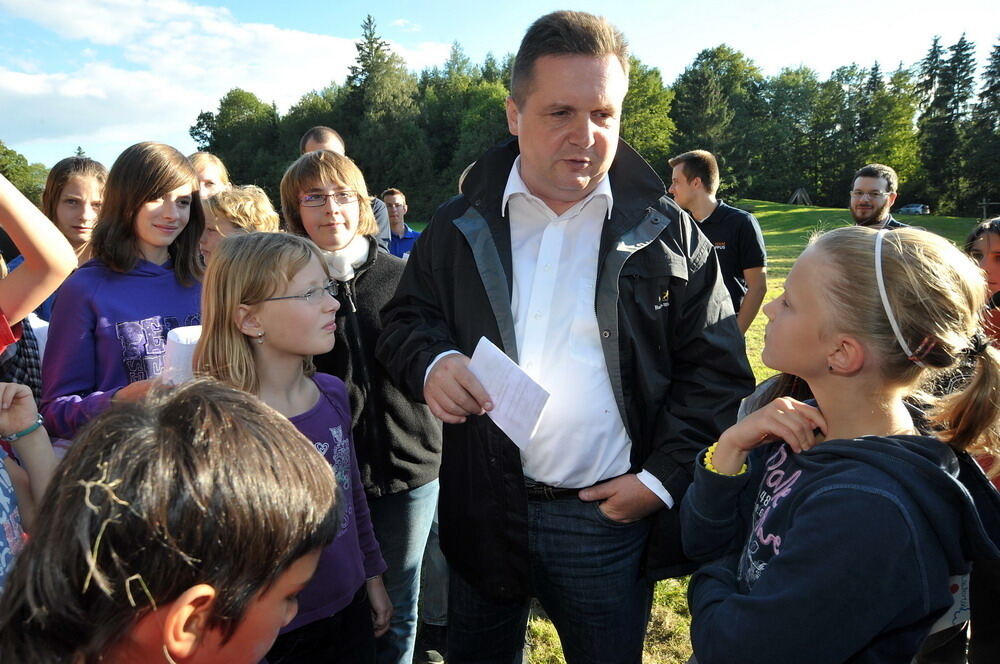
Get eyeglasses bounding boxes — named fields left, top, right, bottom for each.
left=300, top=191, right=359, bottom=207
left=849, top=190, right=889, bottom=200
left=259, top=280, right=340, bottom=303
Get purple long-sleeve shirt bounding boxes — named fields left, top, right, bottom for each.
left=40, top=258, right=201, bottom=439
left=282, top=372, right=386, bottom=632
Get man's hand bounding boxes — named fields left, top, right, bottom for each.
left=424, top=354, right=492, bottom=424
left=578, top=474, right=665, bottom=523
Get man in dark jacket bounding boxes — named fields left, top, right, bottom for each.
left=377, top=11, right=753, bottom=664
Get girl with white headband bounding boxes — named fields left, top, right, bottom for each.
left=682, top=225, right=1000, bottom=664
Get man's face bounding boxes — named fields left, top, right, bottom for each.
left=849, top=176, right=897, bottom=226
left=668, top=165, right=698, bottom=210
left=505, top=54, right=628, bottom=214
left=303, top=136, right=346, bottom=156
left=384, top=194, right=407, bottom=225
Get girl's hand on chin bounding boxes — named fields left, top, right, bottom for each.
left=720, top=397, right=828, bottom=455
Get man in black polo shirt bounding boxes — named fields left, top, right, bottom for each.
left=669, top=150, right=767, bottom=334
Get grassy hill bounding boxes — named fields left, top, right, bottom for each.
left=525, top=200, right=981, bottom=663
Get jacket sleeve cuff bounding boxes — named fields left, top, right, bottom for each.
left=636, top=469, right=674, bottom=509
left=424, top=349, right=463, bottom=386
left=686, top=448, right=753, bottom=524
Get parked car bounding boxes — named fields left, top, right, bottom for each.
left=898, top=203, right=930, bottom=215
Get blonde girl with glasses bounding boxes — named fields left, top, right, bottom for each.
left=195, top=231, right=390, bottom=663
left=279, top=150, right=441, bottom=664
left=682, top=226, right=1000, bottom=663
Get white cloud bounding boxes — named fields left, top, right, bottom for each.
left=391, top=18, right=422, bottom=33
left=0, top=0, right=451, bottom=165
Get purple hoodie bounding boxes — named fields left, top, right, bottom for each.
left=283, top=372, right=386, bottom=632
left=40, top=258, right=201, bottom=439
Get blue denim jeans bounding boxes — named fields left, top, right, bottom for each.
left=447, top=497, right=653, bottom=664
left=420, top=500, right=449, bottom=626
left=369, top=479, right=439, bottom=664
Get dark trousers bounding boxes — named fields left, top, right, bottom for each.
left=447, top=497, right=653, bottom=664
left=267, top=586, right=375, bottom=664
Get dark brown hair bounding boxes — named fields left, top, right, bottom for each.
left=853, top=163, right=899, bottom=193
left=669, top=150, right=720, bottom=195
left=41, top=156, right=108, bottom=225
left=0, top=379, right=339, bottom=663
left=299, top=126, right=346, bottom=155
left=90, top=142, right=204, bottom=285
left=510, top=11, right=629, bottom=105
left=963, top=217, right=1000, bottom=254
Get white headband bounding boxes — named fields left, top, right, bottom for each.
left=874, top=229, right=928, bottom=368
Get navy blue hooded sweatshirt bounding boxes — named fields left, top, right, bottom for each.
left=681, top=435, right=1000, bottom=664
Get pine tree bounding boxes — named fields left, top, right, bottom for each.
left=957, top=38, right=1000, bottom=214
left=917, top=36, right=943, bottom=110
left=917, top=34, right=977, bottom=212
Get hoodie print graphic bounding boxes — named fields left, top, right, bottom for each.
left=741, top=444, right=803, bottom=587
left=116, top=314, right=200, bottom=382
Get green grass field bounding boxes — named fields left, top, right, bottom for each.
left=524, top=200, right=981, bottom=664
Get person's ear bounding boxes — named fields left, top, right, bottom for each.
left=828, top=334, right=865, bottom=376
left=235, top=304, right=261, bottom=339
left=887, top=191, right=898, bottom=207
left=505, top=96, right=520, bottom=136
left=162, top=584, right=218, bottom=660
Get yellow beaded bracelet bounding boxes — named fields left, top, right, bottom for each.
left=703, top=442, right=748, bottom=476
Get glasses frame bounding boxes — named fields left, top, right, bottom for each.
left=257, top=280, right=340, bottom=304
left=300, top=191, right=359, bottom=208
left=849, top=190, right=890, bottom=200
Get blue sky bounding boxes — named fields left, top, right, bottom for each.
left=1, top=0, right=996, bottom=170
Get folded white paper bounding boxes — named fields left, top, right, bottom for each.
left=161, top=325, right=202, bottom=385
left=467, top=336, right=549, bottom=450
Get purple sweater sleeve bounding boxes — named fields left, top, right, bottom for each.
left=40, top=272, right=117, bottom=439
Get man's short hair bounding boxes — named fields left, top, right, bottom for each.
left=853, top=164, right=898, bottom=193
left=510, top=11, right=629, bottom=105
left=669, top=150, right=720, bottom=195
left=381, top=188, right=405, bottom=201
left=299, top=126, right=346, bottom=155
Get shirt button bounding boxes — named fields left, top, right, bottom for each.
left=534, top=312, right=542, bottom=319
left=601, top=330, right=611, bottom=338
left=543, top=264, right=551, bottom=272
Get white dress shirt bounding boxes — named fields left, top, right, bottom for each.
left=502, top=158, right=672, bottom=506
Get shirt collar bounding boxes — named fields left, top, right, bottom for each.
left=501, top=156, right=613, bottom=219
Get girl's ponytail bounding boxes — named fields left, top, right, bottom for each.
left=932, top=336, right=1000, bottom=464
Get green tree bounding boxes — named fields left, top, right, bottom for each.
left=0, top=141, right=46, bottom=203
left=669, top=45, right=764, bottom=197
left=756, top=67, right=821, bottom=203
left=340, top=16, right=434, bottom=217
left=918, top=34, right=977, bottom=212
left=957, top=38, right=1000, bottom=215
left=621, top=57, right=674, bottom=178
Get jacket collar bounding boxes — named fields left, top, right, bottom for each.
left=462, top=136, right=668, bottom=234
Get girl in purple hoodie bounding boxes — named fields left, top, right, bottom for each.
left=40, top=142, right=204, bottom=440
left=195, top=231, right=390, bottom=664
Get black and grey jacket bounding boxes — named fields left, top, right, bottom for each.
left=377, top=137, right=754, bottom=598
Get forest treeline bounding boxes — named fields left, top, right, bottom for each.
left=3, top=17, right=998, bottom=222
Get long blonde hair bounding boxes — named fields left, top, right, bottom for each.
left=194, top=232, right=329, bottom=393
left=813, top=226, right=1000, bottom=456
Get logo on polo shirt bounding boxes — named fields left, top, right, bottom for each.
left=654, top=290, right=670, bottom=311
left=713, top=241, right=727, bottom=250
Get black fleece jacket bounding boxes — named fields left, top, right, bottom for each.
left=314, top=238, right=441, bottom=498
